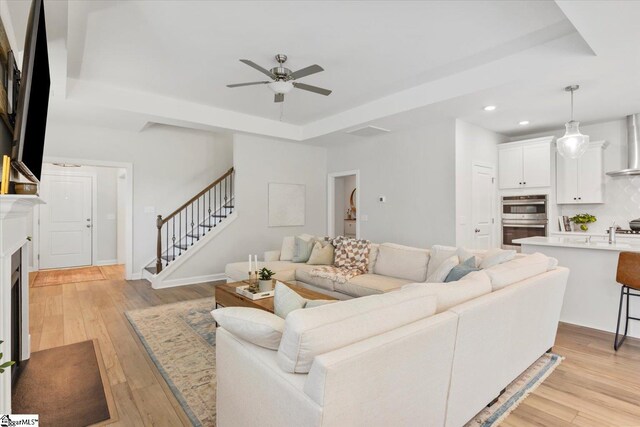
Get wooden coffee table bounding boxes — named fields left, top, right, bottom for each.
left=214, top=280, right=336, bottom=313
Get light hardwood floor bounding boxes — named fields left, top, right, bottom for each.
left=29, top=266, right=640, bottom=426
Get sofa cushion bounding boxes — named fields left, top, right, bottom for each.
left=277, top=288, right=438, bottom=373
left=294, top=264, right=336, bottom=291
left=403, top=270, right=492, bottom=313
left=225, top=261, right=297, bottom=282
left=280, top=236, right=296, bottom=261
left=426, top=255, right=459, bottom=283
left=445, top=257, right=479, bottom=282
left=479, top=248, right=517, bottom=269
left=306, top=242, right=334, bottom=265
left=373, top=243, right=430, bottom=282
left=427, top=245, right=458, bottom=279
left=211, top=307, right=284, bottom=350
left=485, top=252, right=550, bottom=291
left=335, top=273, right=412, bottom=297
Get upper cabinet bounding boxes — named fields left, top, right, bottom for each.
left=498, top=137, right=553, bottom=189
left=556, top=141, right=608, bottom=204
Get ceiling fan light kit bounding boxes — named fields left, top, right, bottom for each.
left=227, top=54, right=332, bottom=103
left=557, top=85, right=589, bottom=159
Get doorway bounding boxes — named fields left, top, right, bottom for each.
left=327, top=171, right=359, bottom=239
left=33, top=161, right=131, bottom=277
left=471, top=163, right=495, bottom=249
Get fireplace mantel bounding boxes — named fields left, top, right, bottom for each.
left=0, top=194, right=43, bottom=413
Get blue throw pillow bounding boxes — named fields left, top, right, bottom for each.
left=444, top=256, right=479, bottom=282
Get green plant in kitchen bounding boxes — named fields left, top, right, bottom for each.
left=258, top=267, right=275, bottom=281
left=570, top=213, right=597, bottom=231
left=0, top=340, right=15, bottom=374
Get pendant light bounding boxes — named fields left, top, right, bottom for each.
left=557, top=85, right=589, bottom=159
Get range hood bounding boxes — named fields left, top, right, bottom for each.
left=607, top=114, right=640, bottom=176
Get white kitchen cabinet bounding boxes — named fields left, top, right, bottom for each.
left=498, top=137, right=553, bottom=189
left=556, top=141, right=608, bottom=204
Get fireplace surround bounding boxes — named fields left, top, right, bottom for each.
left=0, top=195, right=43, bottom=413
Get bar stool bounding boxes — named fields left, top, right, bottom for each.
left=614, top=251, right=640, bottom=350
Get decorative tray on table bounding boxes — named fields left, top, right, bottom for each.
left=235, top=284, right=275, bottom=300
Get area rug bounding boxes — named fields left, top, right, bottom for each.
left=127, top=298, right=562, bottom=427
left=31, top=266, right=106, bottom=287
left=464, top=352, right=564, bottom=426
left=126, top=298, right=217, bottom=427
left=12, top=339, right=117, bottom=427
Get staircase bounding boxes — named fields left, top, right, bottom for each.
left=144, top=167, right=235, bottom=276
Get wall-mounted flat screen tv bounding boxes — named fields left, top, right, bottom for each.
left=11, top=0, right=50, bottom=183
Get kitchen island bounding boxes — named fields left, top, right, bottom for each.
left=514, top=236, right=640, bottom=340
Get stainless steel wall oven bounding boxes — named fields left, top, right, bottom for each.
left=501, top=195, right=548, bottom=249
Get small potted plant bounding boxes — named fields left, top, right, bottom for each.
left=0, top=340, right=15, bottom=374
left=570, top=213, right=597, bottom=231
left=258, top=267, right=276, bottom=292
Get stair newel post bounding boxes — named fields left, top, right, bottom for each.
left=156, top=215, right=163, bottom=273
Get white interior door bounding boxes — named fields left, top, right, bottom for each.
left=472, top=164, right=495, bottom=249
left=39, top=173, right=93, bottom=269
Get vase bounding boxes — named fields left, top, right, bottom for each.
left=573, top=223, right=588, bottom=232
left=259, top=280, right=273, bottom=292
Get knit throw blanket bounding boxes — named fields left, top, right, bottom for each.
left=311, top=236, right=371, bottom=284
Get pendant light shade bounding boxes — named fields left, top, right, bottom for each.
left=557, top=85, right=589, bottom=159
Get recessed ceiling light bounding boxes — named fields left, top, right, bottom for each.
left=483, top=105, right=496, bottom=111
left=519, top=120, right=530, bottom=125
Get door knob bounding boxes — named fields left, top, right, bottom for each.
left=475, top=228, right=480, bottom=233
left=86, top=218, right=91, bottom=221
left=86, top=224, right=91, bottom=228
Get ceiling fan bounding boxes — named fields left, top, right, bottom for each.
left=226, top=54, right=332, bottom=103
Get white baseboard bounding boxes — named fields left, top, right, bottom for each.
left=152, top=273, right=226, bottom=289
left=128, top=272, right=142, bottom=280
left=95, top=259, right=118, bottom=266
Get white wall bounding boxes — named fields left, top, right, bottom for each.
left=164, top=133, right=327, bottom=280
left=455, top=120, right=508, bottom=247
left=116, top=168, right=127, bottom=263
left=42, top=122, right=233, bottom=273
left=516, top=119, right=639, bottom=233
left=334, top=176, right=345, bottom=235
left=326, top=119, right=457, bottom=247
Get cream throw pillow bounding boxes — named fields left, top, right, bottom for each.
left=425, top=255, right=459, bottom=283
left=274, top=282, right=336, bottom=318
left=479, top=248, right=516, bottom=269
left=427, top=245, right=458, bottom=278
left=211, top=307, right=284, bottom=350
left=306, top=242, right=334, bottom=265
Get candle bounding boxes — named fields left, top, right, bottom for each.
left=254, top=255, right=259, bottom=271
left=248, top=255, right=252, bottom=271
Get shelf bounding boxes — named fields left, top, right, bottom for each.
left=0, top=195, right=44, bottom=220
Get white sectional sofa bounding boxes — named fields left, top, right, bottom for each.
left=225, top=242, right=485, bottom=299
left=216, top=250, right=569, bottom=427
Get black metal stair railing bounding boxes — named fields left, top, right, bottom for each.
left=155, top=167, right=234, bottom=273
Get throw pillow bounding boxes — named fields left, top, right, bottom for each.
left=445, top=256, right=480, bottom=282
left=427, top=245, right=458, bottom=278
left=274, top=282, right=307, bottom=318
left=292, top=236, right=316, bottom=263
left=479, top=248, right=516, bottom=269
left=457, top=247, right=482, bottom=268
left=306, top=242, right=335, bottom=265
left=426, top=255, right=459, bottom=283
left=280, top=236, right=295, bottom=261
left=211, top=307, right=284, bottom=350
left=332, top=236, right=371, bottom=270
left=273, top=282, right=337, bottom=318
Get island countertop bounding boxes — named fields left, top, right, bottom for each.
left=514, top=236, right=640, bottom=252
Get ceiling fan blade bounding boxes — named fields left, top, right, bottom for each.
left=240, top=59, right=275, bottom=79
left=290, top=64, right=324, bottom=80
left=274, top=93, right=284, bottom=103
left=292, top=82, right=332, bottom=96
left=226, top=81, right=270, bottom=88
